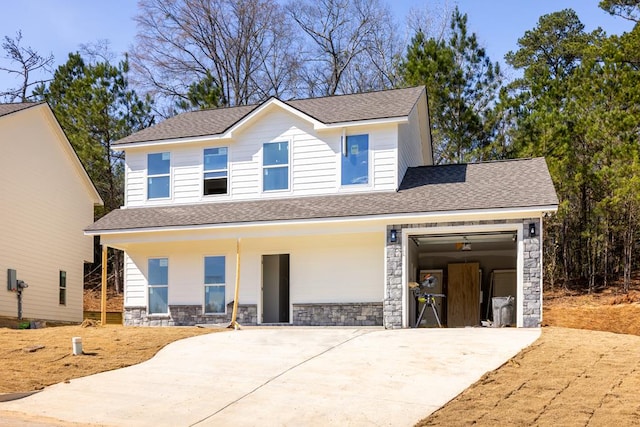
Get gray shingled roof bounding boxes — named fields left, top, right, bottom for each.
left=0, top=102, right=41, bottom=118
left=114, top=86, right=425, bottom=145
left=86, top=158, right=558, bottom=233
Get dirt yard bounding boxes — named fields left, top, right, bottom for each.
left=0, top=324, right=220, bottom=394
left=1, top=286, right=640, bottom=426
left=417, top=285, right=640, bottom=426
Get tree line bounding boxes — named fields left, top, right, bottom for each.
left=1, top=0, right=638, bottom=293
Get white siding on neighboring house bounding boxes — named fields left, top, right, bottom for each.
left=123, top=107, right=402, bottom=207
left=397, top=91, right=431, bottom=186
left=0, top=106, right=100, bottom=322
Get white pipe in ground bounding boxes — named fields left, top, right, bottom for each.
left=72, top=337, right=82, bottom=355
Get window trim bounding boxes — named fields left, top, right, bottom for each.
left=203, top=255, right=227, bottom=315
left=147, top=152, right=171, bottom=200
left=59, top=270, right=66, bottom=306
left=340, top=133, right=371, bottom=188
left=203, top=147, right=229, bottom=197
left=262, top=140, right=291, bottom=193
left=147, top=257, right=169, bottom=315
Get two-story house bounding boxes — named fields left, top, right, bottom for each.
left=86, top=86, right=558, bottom=328
left=1, top=102, right=103, bottom=323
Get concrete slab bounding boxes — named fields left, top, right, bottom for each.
left=0, top=327, right=540, bottom=426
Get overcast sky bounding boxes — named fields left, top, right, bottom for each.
left=0, top=0, right=634, bottom=99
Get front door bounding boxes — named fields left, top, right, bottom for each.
left=262, top=254, right=290, bottom=323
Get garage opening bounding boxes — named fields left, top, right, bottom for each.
left=407, top=231, right=517, bottom=328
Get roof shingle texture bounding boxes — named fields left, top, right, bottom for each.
left=114, top=86, right=425, bottom=145
left=86, top=158, right=558, bottom=233
left=0, top=102, right=40, bottom=118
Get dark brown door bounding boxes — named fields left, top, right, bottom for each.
left=447, top=263, right=480, bottom=327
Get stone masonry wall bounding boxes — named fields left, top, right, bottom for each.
left=385, top=218, right=542, bottom=329
left=384, top=241, right=403, bottom=329
left=292, top=303, right=383, bottom=326
left=124, top=303, right=258, bottom=326
left=522, top=218, right=542, bottom=327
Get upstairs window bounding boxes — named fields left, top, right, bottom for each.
left=341, top=134, right=369, bottom=186
left=147, top=152, right=171, bottom=199
left=204, top=256, right=226, bottom=314
left=203, top=147, right=228, bottom=195
left=263, top=141, right=289, bottom=191
left=59, top=271, right=66, bottom=305
left=148, top=258, right=169, bottom=314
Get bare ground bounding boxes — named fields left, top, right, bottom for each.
left=417, top=284, right=640, bottom=426
left=2, top=287, right=640, bottom=426
left=0, top=324, right=221, bottom=394
left=416, top=327, right=640, bottom=426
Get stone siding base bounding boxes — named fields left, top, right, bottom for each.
left=292, top=302, right=383, bottom=326
left=124, top=303, right=257, bottom=327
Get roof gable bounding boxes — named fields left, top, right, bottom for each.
left=1, top=103, right=103, bottom=206
left=114, top=86, right=426, bottom=146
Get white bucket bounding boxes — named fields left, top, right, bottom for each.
left=72, top=337, right=83, bottom=355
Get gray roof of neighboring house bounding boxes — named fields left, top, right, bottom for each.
left=0, top=102, right=42, bottom=117
left=86, top=157, right=558, bottom=233
left=113, top=86, right=426, bottom=145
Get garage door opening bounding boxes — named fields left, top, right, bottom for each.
left=407, top=231, right=518, bottom=328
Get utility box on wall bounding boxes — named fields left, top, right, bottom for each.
left=7, top=269, right=17, bottom=291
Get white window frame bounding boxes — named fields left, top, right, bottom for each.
left=339, top=133, right=371, bottom=188
left=262, top=140, right=290, bottom=193
left=203, top=147, right=229, bottom=196
left=148, top=257, right=169, bottom=315
left=147, top=152, right=171, bottom=200
left=204, top=255, right=226, bottom=315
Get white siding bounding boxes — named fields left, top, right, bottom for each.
left=124, top=253, right=146, bottom=307
left=123, top=106, right=402, bottom=207
left=397, top=90, right=430, bottom=186
left=119, top=232, right=384, bottom=319
left=125, top=150, right=146, bottom=206
left=123, top=240, right=239, bottom=310
left=172, top=148, right=201, bottom=203
left=371, top=126, right=398, bottom=189
left=0, top=107, right=98, bottom=322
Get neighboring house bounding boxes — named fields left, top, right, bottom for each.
left=0, top=102, right=103, bottom=323
left=86, top=86, right=558, bottom=328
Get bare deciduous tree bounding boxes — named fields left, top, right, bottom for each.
left=405, top=1, right=453, bottom=42
left=286, top=0, right=399, bottom=96
left=339, top=3, right=405, bottom=93
left=0, top=31, right=53, bottom=102
left=131, top=0, right=299, bottom=112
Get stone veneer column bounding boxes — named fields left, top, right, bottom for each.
left=522, top=218, right=542, bottom=327
left=384, top=225, right=403, bottom=329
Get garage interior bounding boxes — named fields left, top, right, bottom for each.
left=407, top=231, right=518, bottom=328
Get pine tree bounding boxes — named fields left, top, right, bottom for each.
left=401, top=7, right=502, bottom=164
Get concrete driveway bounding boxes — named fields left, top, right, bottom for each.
left=0, top=327, right=539, bottom=426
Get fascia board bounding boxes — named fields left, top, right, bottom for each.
left=227, top=98, right=326, bottom=132
left=315, top=116, right=408, bottom=130
left=112, top=133, right=231, bottom=150
left=85, top=205, right=558, bottom=237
